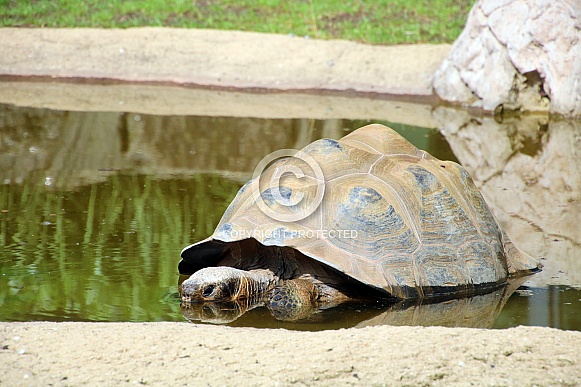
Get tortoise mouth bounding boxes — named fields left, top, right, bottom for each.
left=179, top=281, right=198, bottom=303
left=179, top=267, right=245, bottom=303
left=179, top=282, right=220, bottom=303
left=179, top=276, right=211, bottom=303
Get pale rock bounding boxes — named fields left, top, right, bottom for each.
left=433, top=0, right=581, bottom=116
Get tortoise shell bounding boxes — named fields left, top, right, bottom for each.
left=180, top=124, right=539, bottom=299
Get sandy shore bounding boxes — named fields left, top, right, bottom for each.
left=1, top=322, right=580, bottom=386
left=1, top=28, right=579, bottom=386
left=0, top=27, right=449, bottom=96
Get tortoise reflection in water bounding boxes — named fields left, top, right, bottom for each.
left=178, top=124, right=541, bottom=321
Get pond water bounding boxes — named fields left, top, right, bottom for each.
left=0, top=97, right=579, bottom=331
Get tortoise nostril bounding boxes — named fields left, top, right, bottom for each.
left=202, top=285, right=216, bottom=298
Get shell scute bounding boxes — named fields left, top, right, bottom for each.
left=180, top=124, right=541, bottom=299
left=457, top=240, right=502, bottom=285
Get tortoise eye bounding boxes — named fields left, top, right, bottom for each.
left=202, top=285, right=216, bottom=298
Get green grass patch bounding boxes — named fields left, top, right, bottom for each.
left=0, top=0, right=475, bottom=44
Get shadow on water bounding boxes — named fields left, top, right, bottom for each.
left=0, top=98, right=579, bottom=330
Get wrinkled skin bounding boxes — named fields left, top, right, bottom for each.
left=180, top=266, right=346, bottom=321
left=180, top=267, right=277, bottom=302
left=181, top=267, right=247, bottom=303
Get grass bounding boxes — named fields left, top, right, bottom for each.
left=0, top=0, right=475, bottom=44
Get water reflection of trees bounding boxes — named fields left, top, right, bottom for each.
left=0, top=104, right=455, bottom=189
left=0, top=174, right=240, bottom=321
left=1, top=103, right=578, bottom=324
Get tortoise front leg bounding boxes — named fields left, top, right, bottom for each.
left=267, top=278, right=319, bottom=321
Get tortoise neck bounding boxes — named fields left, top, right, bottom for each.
left=237, top=269, right=279, bottom=299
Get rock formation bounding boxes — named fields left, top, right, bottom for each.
left=433, top=0, right=581, bottom=117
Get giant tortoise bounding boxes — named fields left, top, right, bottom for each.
left=179, top=124, right=541, bottom=320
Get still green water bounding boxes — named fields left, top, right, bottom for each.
left=0, top=174, right=233, bottom=322
left=0, top=104, right=579, bottom=330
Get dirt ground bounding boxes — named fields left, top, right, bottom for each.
left=1, top=322, right=580, bottom=386
left=0, top=27, right=449, bottom=96
left=1, top=28, right=580, bottom=386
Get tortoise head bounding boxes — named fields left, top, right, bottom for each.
left=180, top=267, right=246, bottom=303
